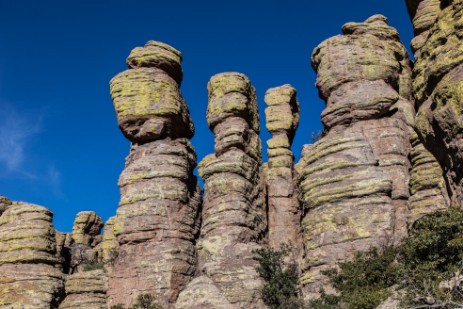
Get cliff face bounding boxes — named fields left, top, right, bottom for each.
left=2, top=2, right=463, bottom=308
left=408, top=0, right=463, bottom=208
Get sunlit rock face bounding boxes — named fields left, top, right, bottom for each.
left=297, top=15, right=416, bottom=298
left=408, top=0, right=463, bottom=207
left=0, top=198, right=64, bottom=309
left=176, top=72, right=266, bottom=309
left=108, top=41, right=201, bottom=308
left=263, top=85, right=303, bottom=259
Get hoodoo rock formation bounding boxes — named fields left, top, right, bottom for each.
left=297, top=14, right=416, bottom=295
left=177, top=73, right=266, bottom=309
left=0, top=199, right=64, bottom=308
left=264, top=85, right=302, bottom=259
left=2, top=2, right=463, bottom=308
left=108, top=40, right=201, bottom=308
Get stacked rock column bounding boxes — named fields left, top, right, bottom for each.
left=176, top=73, right=266, bottom=309
left=0, top=199, right=64, bottom=308
left=263, top=85, right=303, bottom=258
left=407, top=0, right=463, bottom=207
left=108, top=41, right=201, bottom=308
left=297, top=15, right=416, bottom=297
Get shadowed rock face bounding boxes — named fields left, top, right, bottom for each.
left=0, top=201, right=64, bottom=308
left=108, top=41, right=201, bottom=308
left=264, top=85, right=302, bottom=258
left=297, top=15, right=415, bottom=297
left=176, top=73, right=266, bottom=309
left=409, top=0, right=463, bottom=207
left=58, top=212, right=106, bottom=309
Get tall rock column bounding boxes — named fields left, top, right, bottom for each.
left=407, top=0, right=463, bottom=207
left=264, top=85, right=302, bottom=257
left=0, top=198, right=64, bottom=308
left=108, top=41, right=201, bottom=308
left=176, top=73, right=266, bottom=309
left=297, top=15, right=415, bottom=297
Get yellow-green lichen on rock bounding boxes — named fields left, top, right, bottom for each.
left=0, top=201, right=63, bottom=309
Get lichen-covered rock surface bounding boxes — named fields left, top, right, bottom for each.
left=59, top=269, right=107, bottom=309
left=264, top=85, right=302, bottom=258
left=0, top=200, right=64, bottom=308
left=297, top=15, right=415, bottom=297
left=410, top=0, right=463, bottom=207
left=108, top=40, right=201, bottom=308
left=176, top=72, right=266, bottom=309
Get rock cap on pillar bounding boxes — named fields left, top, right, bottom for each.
left=110, top=40, right=194, bottom=143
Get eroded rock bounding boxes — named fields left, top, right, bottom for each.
left=0, top=202, right=64, bottom=308
left=298, top=15, right=415, bottom=298
left=264, top=85, right=302, bottom=258
left=176, top=73, right=266, bottom=309
left=108, top=40, right=201, bottom=308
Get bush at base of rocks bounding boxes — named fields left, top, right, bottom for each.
left=310, top=208, right=463, bottom=309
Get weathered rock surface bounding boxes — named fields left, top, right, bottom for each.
left=264, top=85, right=302, bottom=258
left=297, top=15, right=415, bottom=297
left=177, top=73, right=266, bottom=309
left=108, top=40, right=201, bottom=308
left=0, top=201, right=64, bottom=308
left=59, top=270, right=107, bottom=309
left=111, top=41, right=194, bottom=144
left=410, top=0, right=463, bottom=207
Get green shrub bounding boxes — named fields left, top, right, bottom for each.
left=316, top=208, right=463, bottom=308
left=255, top=245, right=302, bottom=309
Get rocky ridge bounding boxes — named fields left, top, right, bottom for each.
left=1, top=2, right=463, bottom=308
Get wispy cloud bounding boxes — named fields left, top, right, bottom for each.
left=46, top=164, right=63, bottom=198
left=0, top=103, right=41, bottom=176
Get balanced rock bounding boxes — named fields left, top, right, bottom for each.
left=177, top=73, right=266, bottom=309
left=110, top=40, right=194, bottom=143
left=297, top=15, right=415, bottom=297
left=0, top=202, right=64, bottom=308
left=108, top=41, right=201, bottom=308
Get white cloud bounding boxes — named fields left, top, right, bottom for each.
left=0, top=103, right=41, bottom=175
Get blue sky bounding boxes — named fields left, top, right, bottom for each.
left=0, top=0, right=414, bottom=231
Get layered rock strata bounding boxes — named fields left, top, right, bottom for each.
left=0, top=199, right=64, bottom=308
left=59, top=270, right=107, bottom=309
left=176, top=73, right=266, bottom=309
left=264, top=85, right=302, bottom=257
left=297, top=15, right=415, bottom=296
left=408, top=0, right=463, bottom=207
left=108, top=41, right=201, bottom=308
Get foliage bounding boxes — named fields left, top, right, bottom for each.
left=82, top=262, right=105, bottom=272
left=110, top=294, right=163, bottom=309
left=315, top=208, right=463, bottom=309
left=307, top=289, right=340, bottom=309
left=255, top=245, right=302, bottom=309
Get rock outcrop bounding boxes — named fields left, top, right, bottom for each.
left=108, top=40, right=201, bottom=308
left=177, top=73, right=266, bottom=309
left=0, top=200, right=64, bottom=308
left=297, top=15, right=415, bottom=296
left=408, top=0, right=463, bottom=208
left=3, top=2, right=463, bottom=306
left=264, top=85, right=302, bottom=258
left=59, top=270, right=107, bottom=309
